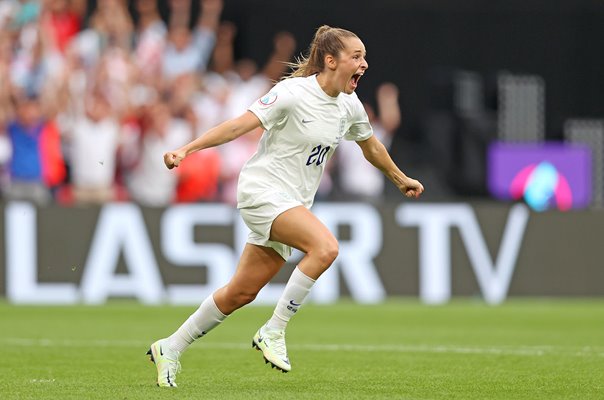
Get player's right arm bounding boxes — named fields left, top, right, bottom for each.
left=164, top=111, right=262, bottom=169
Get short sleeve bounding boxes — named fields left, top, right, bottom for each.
left=344, top=97, right=373, bottom=142
left=248, top=82, right=295, bottom=131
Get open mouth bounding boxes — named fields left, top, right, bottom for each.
left=350, top=73, right=363, bottom=89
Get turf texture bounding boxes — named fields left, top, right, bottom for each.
left=0, top=299, right=602, bottom=399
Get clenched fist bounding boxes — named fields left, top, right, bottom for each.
left=401, top=177, right=424, bottom=199
left=164, top=150, right=186, bottom=169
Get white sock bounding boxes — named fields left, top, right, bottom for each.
left=266, top=266, right=316, bottom=331
left=166, top=294, right=227, bottom=353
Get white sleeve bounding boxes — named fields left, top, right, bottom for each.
left=247, top=82, right=295, bottom=131
left=344, top=97, right=373, bottom=141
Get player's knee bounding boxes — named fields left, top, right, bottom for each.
left=315, top=239, right=339, bottom=266
left=222, top=285, right=258, bottom=309
left=234, top=290, right=257, bottom=307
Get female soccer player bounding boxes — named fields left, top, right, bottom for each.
left=148, top=25, right=424, bottom=387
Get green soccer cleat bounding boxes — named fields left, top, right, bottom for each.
left=252, top=325, right=291, bottom=372
left=146, top=339, right=181, bottom=387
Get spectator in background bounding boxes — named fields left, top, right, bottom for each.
left=57, top=49, right=128, bottom=206
left=336, top=82, right=401, bottom=200
left=71, top=0, right=133, bottom=68
left=161, top=0, right=223, bottom=81
left=208, top=20, right=235, bottom=75
left=190, top=21, right=236, bottom=135
left=126, top=98, right=194, bottom=206
left=41, top=0, right=83, bottom=54
left=133, top=0, right=167, bottom=83
left=3, top=93, right=65, bottom=205
left=11, top=16, right=48, bottom=98
left=57, top=3, right=141, bottom=204
left=0, top=3, right=68, bottom=205
left=66, top=88, right=122, bottom=205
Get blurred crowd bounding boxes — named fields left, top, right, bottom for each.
left=0, top=0, right=402, bottom=207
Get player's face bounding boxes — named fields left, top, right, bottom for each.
left=335, top=37, right=368, bottom=95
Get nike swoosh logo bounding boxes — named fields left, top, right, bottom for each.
left=289, top=300, right=301, bottom=307
left=301, top=119, right=314, bottom=124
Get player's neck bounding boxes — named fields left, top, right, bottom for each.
left=316, top=73, right=340, bottom=98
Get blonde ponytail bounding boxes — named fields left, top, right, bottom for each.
left=284, top=25, right=358, bottom=79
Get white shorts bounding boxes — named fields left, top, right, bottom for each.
left=238, top=191, right=302, bottom=260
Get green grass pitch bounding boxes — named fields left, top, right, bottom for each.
left=0, top=299, right=602, bottom=399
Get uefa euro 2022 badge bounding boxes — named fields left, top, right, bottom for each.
left=259, top=91, right=278, bottom=106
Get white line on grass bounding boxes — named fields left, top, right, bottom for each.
left=2, top=337, right=603, bottom=358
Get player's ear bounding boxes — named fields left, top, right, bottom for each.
left=325, top=54, right=337, bottom=71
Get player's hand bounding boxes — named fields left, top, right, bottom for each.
left=164, top=150, right=186, bottom=169
left=401, top=178, right=424, bottom=199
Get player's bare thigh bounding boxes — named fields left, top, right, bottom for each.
left=214, top=243, right=285, bottom=314
left=269, top=206, right=338, bottom=278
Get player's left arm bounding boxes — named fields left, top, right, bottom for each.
left=356, top=135, right=424, bottom=198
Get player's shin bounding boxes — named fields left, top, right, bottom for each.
left=266, top=266, right=316, bottom=330
left=166, top=293, right=227, bottom=353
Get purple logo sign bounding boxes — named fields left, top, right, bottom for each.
left=488, top=142, right=592, bottom=211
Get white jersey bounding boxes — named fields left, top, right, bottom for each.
left=239, top=74, right=373, bottom=209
